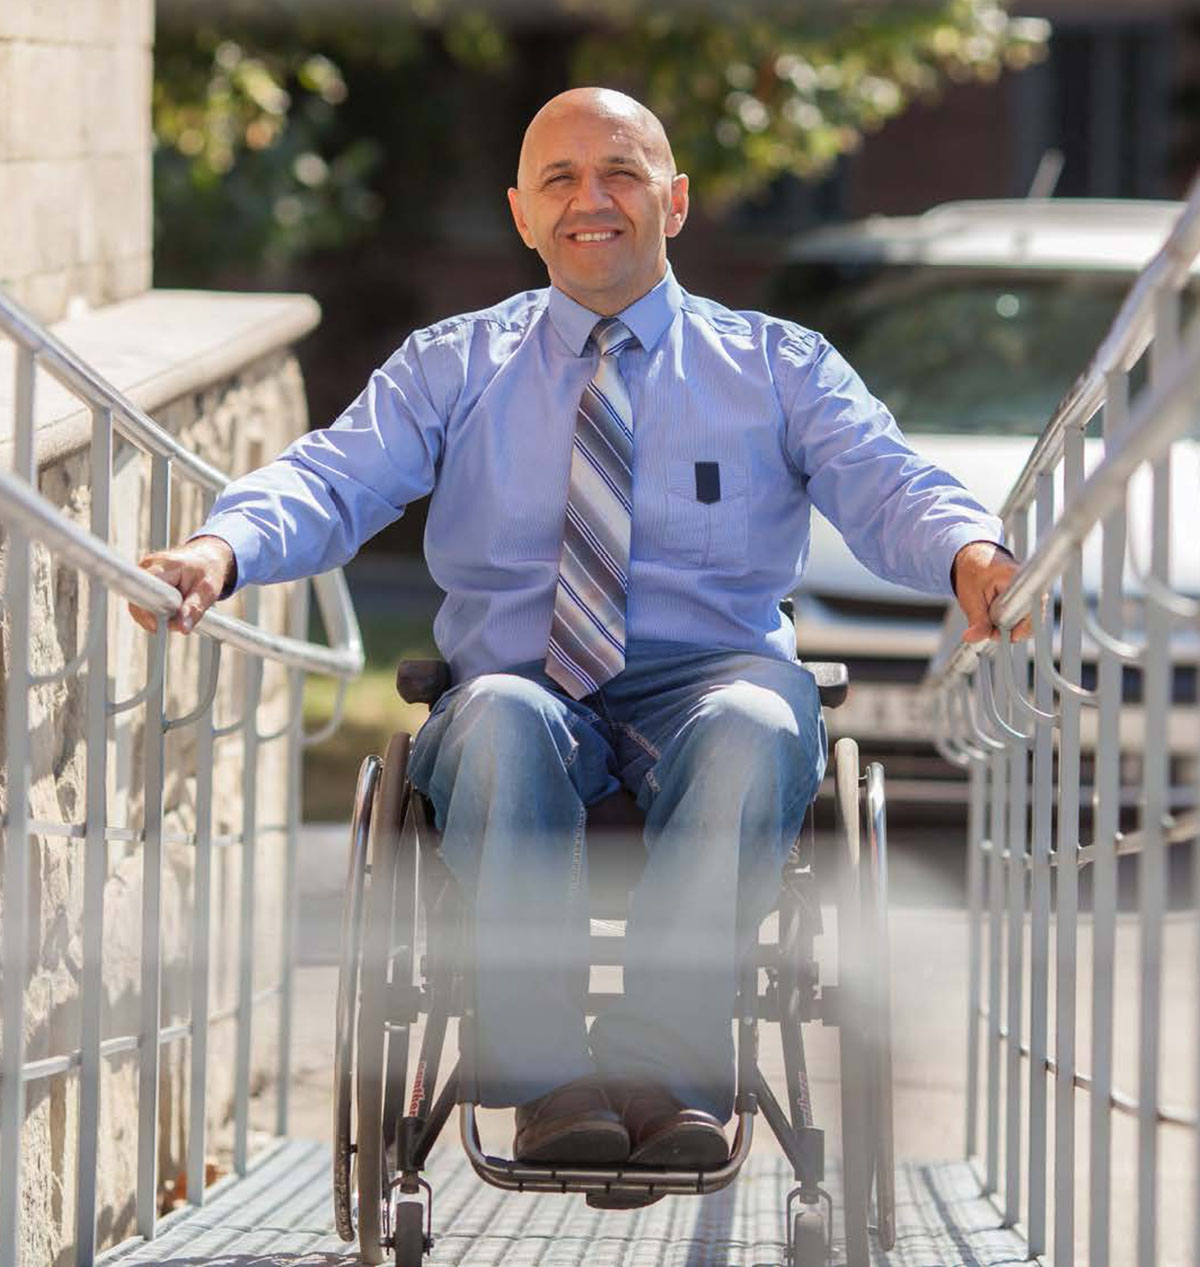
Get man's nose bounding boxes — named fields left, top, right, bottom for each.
left=572, top=168, right=613, bottom=212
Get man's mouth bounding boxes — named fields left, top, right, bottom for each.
left=567, top=229, right=621, bottom=243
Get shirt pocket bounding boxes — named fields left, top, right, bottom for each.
left=663, top=458, right=749, bottom=569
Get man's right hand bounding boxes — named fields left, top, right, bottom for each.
left=128, top=535, right=235, bottom=636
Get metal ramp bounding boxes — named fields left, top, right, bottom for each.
left=100, top=1139, right=1028, bottom=1267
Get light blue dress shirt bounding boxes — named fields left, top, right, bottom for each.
left=197, top=265, right=1001, bottom=683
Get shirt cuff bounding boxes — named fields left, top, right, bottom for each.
left=187, top=513, right=265, bottom=599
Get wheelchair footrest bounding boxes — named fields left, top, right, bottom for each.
left=459, top=1104, right=755, bottom=1198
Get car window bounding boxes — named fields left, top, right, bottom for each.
left=770, top=263, right=1129, bottom=435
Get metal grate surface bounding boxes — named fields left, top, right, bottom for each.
left=98, top=1138, right=1031, bottom=1266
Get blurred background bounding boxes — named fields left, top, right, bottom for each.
left=148, top=0, right=1200, bottom=819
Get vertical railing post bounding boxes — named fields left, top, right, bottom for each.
left=1053, top=423, right=1085, bottom=1267
left=984, top=669, right=1008, bottom=1196
left=233, top=587, right=263, bottom=1175
left=1089, top=370, right=1129, bottom=1267
left=1027, top=478, right=1054, bottom=1256
left=136, top=452, right=172, bottom=1242
left=0, top=344, right=37, bottom=1267
left=74, top=404, right=113, bottom=1266
left=1003, top=516, right=1029, bottom=1228
left=965, top=753, right=986, bottom=1161
left=276, top=579, right=309, bottom=1136
left=186, top=634, right=218, bottom=1209
left=1135, top=288, right=1178, bottom=1267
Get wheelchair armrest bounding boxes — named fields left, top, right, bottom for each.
left=395, top=659, right=452, bottom=706
left=803, top=661, right=849, bottom=710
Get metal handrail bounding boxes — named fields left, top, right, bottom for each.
left=924, top=174, right=1200, bottom=1267
left=0, top=283, right=365, bottom=1267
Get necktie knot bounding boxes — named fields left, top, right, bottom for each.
left=592, top=318, right=636, bottom=358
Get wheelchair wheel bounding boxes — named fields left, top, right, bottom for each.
left=333, top=754, right=381, bottom=1242
left=356, top=733, right=418, bottom=1265
left=392, top=1200, right=426, bottom=1267
left=791, top=1207, right=827, bottom=1267
left=834, top=739, right=896, bottom=1264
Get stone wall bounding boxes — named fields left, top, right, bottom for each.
left=0, top=0, right=154, bottom=323
left=0, top=348, right=310, bottom=1266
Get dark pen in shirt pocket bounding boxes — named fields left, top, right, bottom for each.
left=694, top=461, right=721, bottom=504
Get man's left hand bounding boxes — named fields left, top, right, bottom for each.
left=952, top=541, right=1031, bottom=643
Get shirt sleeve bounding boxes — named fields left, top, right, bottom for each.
left=190, top=329, right=456, bottom=595
left=778, top=331, right=1004, bottom=597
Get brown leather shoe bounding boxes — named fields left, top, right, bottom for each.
left=513, top=1075, right=630, bottom=1164
left=614, top=1083, right=729, bottom=1168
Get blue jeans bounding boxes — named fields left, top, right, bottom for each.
left=407, top=639, right=827, bottom=1121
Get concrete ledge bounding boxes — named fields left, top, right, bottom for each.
left=0, top=288, right=322, bottom=467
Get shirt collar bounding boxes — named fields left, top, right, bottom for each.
left=547, top=265, right=682, bottom=356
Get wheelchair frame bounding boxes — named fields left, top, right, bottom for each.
left=332, top=659, right=895, bottom=1267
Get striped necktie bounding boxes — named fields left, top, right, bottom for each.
left=545, top=317, right=638, bottom=699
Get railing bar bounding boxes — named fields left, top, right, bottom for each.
left=100, top=1034, right=141, bottom=1059
left=187, top=635, right=218, bottom=1210
left=20, top=1053, right=80, bottom=1081
left=0, top=464, right=361, bottom=678
left=1002, top=525, right=1029, bottom=1227
left=984, top=678, right=1008, bottom=1196
left=158, top=1022, right=192, bottom=1046
left=1136, top=287, right=1177, bottom=1267
left=276, top=582, right=309, bottom=1136
left=1089, top=370, right=1128, bottom=1267
left=1076, top=813, right=1199, bottom=866
left=928, top=307, right=1200, bottom=688
left=1080, top=602, right=1146, bottom=664
left=1, top=341, right=37, bottom=1267
left=164, top=639, right=222, bottom=732
left=1053, top=423, right=1085, bottom=1267
left=0, top=290, right=235, bottom=490
left=233, top=587, right=264, bottom=1175
left=965, top=757, right=986, bottom=1160
left=1026, top=479, right=1054, bottom=1256
left=29, top=612, right=100, bottom=685
left=300, top=676, right=351, bottom=748
left=74, top=403, right=113, bottom=1267
left=107, top=653, right=168, bottom=717
left=982, top=1020, right=1198, bottom=1128
left=135, top=452, right=170, bottom=1242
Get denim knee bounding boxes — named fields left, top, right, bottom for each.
left=685, top=672, right=824, bottom=814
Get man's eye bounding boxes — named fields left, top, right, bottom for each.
left=544, top=173, right=572, bottom=186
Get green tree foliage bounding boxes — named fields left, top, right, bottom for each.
left=152, top=2, right=1047, bottom=275
left=574, top=1, right=1048, bottom=202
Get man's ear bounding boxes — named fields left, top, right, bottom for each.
left=665, top=173, right=689, bottom=239
left=507, top=187, right=537, bottom=249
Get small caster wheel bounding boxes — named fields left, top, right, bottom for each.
left=393, top=1200, right=426, bottom=1267
left=791, top=1207, right=827, bottom=1267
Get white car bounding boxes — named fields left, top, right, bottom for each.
left=771, top=198, right=1200, bottom=802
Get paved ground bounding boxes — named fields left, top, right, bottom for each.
left=104, top=1137, right=1030, bottom=1267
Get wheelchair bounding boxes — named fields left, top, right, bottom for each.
left=331, top=652, right=895, bottom=1267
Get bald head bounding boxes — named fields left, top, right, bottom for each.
left=507, top=86, right=688, bottom=316
left=516, top=88, right=676, bottom=189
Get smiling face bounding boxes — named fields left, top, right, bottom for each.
left=507, top=89, right=689, bottom=315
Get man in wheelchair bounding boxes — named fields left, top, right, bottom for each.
left=132, top=88, right=1024, bottom=1205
